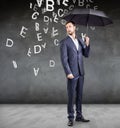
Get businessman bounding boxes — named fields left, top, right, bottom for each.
left=60, top=21, right=90, bottom=126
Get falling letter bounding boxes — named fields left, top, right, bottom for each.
left=32, top=12, right=39, bottom=20
left=54, top=39, right=59, bottom=46
left=37, top=33, right=43, bottom=41
left=41, top=43, right=46, bottom=49
left=46, top=0, right=54, bottom=11
left=27, top=48, right=32, bottom=57
left=49, top=60, right=55, bottom=67
left=35, top=22, right=40, bottom=31
left=43, top=27, right=49, bottom=34
left=33, top=67, right=39, bottom=76
left=12, top=60, right=17, bottom=69
left=63, top=0, right=68, bottom=6
left=34, top=45, right=41, bottom=54
left=51, top=27, right=58, bottom=38
left=36, top=0, right=43, bottom=7
left=6, top=38, right=14, bottom=47
left=20, top=26, right=28, bottom=38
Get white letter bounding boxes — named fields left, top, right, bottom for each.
left=49, top=60, right=55, bottom=67
left=51, top=27, right=58, bottom=38
left=58, top=9, right=64, bottom=17
left=78, top=0, right=84, bottom=6
left=54, top=39, right=59, bottom=46
left=27, top=48, right=32, bottom=57
left=64, top=9, right=69, bottom=15
left=44, top=16, right=49, bottom=23
left=90, top=26, right=95, bottom=31
left=12, top=60, right=17, bottom=69
left=72, top=0, right=76, bottom=4
left=56, top=0, right=60, bottom=5
left=53, top=15, right=58, bottom=23
left=35, top=22, right=40, bottom=31
left=20, top=26, right=28, bottom=38
left=94, top=6, right=98, bottom=10
left=60, top=19, right=66, bottom=25
left=32, top=11, right=39, bottom=20
left=42, top=8, right=47, bottom=14
left=69, top=5, right=74, bottom=10
left=46, top=0, right=54, bottom=11
left=36, top=0, right=43, bottom=7
left=81, top=33, right=86, bottom=41
left=86, top=4, right=90, bottom=8
left=41, top=43, right=46, bottom=48
left=33, top=67, right=39, bottom=76
left=43, top=27, right=49, bottom=34
left=52, top=12, right=58, bottom=23
left=33, top=3, right=39, bottom=11
left=63, top=0, right=68, bottom=6
left=30, top=3, right=32, bottom=9
left=37, top=33, right=43, bottom=41
left=6, top=38, right=14, bottom=47
left=34, top=45, right=41, bottom=54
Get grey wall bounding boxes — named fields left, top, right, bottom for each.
left=0, top=0, right=120, bottom=103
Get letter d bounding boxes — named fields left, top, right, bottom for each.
left=6, top=38, right=14, bottom=47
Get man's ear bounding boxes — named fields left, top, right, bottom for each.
left=74, top=25, right=76, bottom=30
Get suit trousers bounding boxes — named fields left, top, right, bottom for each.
left=67, top=75, right=84, bottom=120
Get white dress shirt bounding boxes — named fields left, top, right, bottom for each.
left=69, top=35, right=79, bottom=51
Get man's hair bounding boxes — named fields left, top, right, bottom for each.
left=65, top=21, right=76, bottom=26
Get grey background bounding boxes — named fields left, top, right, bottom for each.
left=0, top=0, right=120, bottom=103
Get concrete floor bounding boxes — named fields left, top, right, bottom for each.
left=0, top=104, right=120, bottom=128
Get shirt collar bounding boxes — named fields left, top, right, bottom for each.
left=68, top=34, right=78, bottom=40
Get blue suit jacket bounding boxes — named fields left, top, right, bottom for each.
left=60, top=36, right=90, bottom=77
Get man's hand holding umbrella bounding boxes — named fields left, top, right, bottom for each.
left=85, top=36, right=90, bottom=46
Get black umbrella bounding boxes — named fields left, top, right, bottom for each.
left=63, top=8, right=113, bottom=34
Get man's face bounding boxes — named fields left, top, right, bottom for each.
left=65, top=22, right=76, bottom=35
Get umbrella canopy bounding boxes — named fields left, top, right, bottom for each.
left=63, top=8, right=113, bottom=26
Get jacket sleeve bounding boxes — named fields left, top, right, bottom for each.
left=60, top=40, right=72, bottom=76
left=79, top=38, right=90, bottom=57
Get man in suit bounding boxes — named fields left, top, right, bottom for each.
left=60, top=21, right=90, bottom=126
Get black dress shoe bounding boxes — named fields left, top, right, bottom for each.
left=75, top=116, right=90, bottom=122
left=67, top=120, right=73, bottom=126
